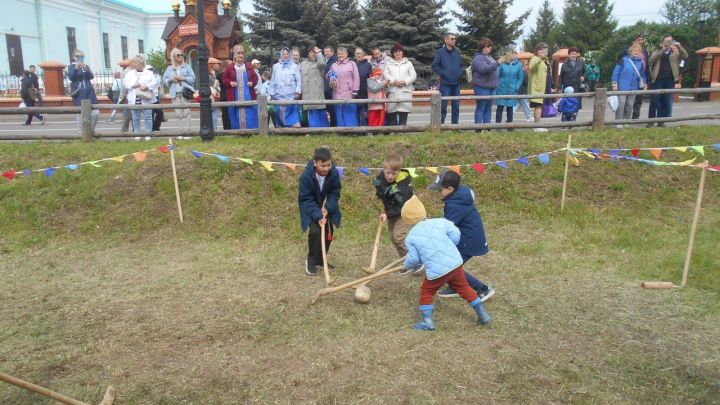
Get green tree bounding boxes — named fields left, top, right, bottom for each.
left=523, top=0, right=560, bottom=52
left=146, top=48, right=168, bottom=76
left=453, top=0, right=531, bottom=57
left=327, top=0, right=367, bottom=50
left=558, top=0, right=618, bottom=52
left=661, top=0, right=717, bottom=25
left=363, top=0, right=450, bottom=88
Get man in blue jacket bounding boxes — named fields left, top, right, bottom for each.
left=429, top=170, right=494, bottom=301
left=298, top=147, right=342, bottom=275
left=431, top=33, right=464, bottom=124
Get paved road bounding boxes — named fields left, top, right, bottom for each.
left=1, top=98, right=718, bottom=140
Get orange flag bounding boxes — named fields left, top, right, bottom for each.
left=133, top=152, right=148, bottom=162
left=284, top=163, right=298, bottom=173
left=449, top=165, right=461, bottom=174
left=650, top=149, right=662, bottom=160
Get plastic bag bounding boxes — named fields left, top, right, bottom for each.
left=19, top=101, right=26, bottom=108
left=607, top=95, right=619, bottom=112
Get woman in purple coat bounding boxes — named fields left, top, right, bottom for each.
left=327, top=47, right=360, bottom=127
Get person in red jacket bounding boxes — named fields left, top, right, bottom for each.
left=222, top=48, right=258, bottom=129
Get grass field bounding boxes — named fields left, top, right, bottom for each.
left=1, top=128, right=719, bottom=403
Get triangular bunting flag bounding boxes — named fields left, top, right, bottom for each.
left=673, top=147, right=688, bottom=152
left=158, top=145, right=170, bottom=153
left=2, top=170, right=15, bottom=180
left=65, top=164, right=79, bottom=170
left=23, top=169, right=32, bottom=176
left=259, top=161, right=275, bottom=172
left=285, top=163, right=298, bottom=173
left=406, top=168, right=418, bottom=178
left=538, top=154, right=550, bottom=165
left=496, top=161, right=508, bottom=169
left=133, top=152, right=148, bottom=162
left=708, top=165, right=720, bottom=172
left=631, top=148, right=640, bottom=157
left=240, top=158, right=253, bottom=165
left=569, top=149, right=578, bottom=156
left=215, top=154, right=229, bottom=162
left=713, top=144, right=720, bottom=152
left=610, top=149, right=620, bottom=159
left=44, top=167, right=57, bottom=177
left=650, top=149, right=662, bottom=160
left=516, top=157, right=529, bottom=166
left=470, top=163, right=485, bottom=173
left=690, top=146, right=705, bottom=155
left=191, top=151, right=202, bottom=158
left=110, top=156, right=125, bottom=163
left=425, top=167, right=438, bottom=174
left=87, top=161, right=102, bottom=167
left=337, top=167, right=345, bottom=178
left=169, top=144, right=176, bottom=151
left=358, top=167, right=369, bottom=176
left=449, top=165, right=461, bottom=174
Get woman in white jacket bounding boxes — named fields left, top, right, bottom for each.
left=123, top=58, right=158, bottom=133
left=383, top=43, right=416, bottom=126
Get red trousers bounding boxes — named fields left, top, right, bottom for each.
left=368, top=109, right=385, bottom=126
left=419, top=266, right=478, bottom=305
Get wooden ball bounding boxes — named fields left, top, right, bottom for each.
left=354, top=285, right=371, bottom=304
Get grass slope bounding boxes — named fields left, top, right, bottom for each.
left=1, top=128, right=719, bottom=403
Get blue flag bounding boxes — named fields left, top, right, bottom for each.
left=516, top=157, right=529, bottom=166
left=65, top=164, right=79, bottom=170
left=23, top=169, right=32, bottom=176
left=538, top=154, right=550, bottom=165
left=337, top=167, right=345, bottom=178
left=358, top=167, right=370, bottom=176
left=192, top=151, right=202, bottom=158
left=215, top=154, right=229, bottom=162
left=496, top=161, right=508, bottom=169
left=713, top=144, right=720, bottom=152
left=44, top=167, right=57, bottom=177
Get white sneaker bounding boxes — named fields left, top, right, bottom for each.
left=533, top=128, right=549, bottom=132
left=479, top=287, right=495, bottom=303
left=615, top=124, right=624, bottom=129
left=526, top=118, right=535, bottom=122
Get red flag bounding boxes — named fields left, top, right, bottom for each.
left=631, top=148, right=640, bottom=157
left=470, top=163, right=485, bottom=174
left=709, top=165, right=720, bottom=172
left=2, top=170, right=15, bottom=180
left=158, top=145, right=170, bottom=153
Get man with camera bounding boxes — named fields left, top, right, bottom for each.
left=647, top=35, right=688, bottom=127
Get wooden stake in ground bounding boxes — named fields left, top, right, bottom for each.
left=681, top=161, right=708, bottom=287
left=168, top=138, right=184, bottom=223
left=311, top=256, right=406, bottom=304
left=560, top=134, right=572, bottom=212
left=363, top=219, right=384, bottom=274
left=0, top=371, right=115, bottom=405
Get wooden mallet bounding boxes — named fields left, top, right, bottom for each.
left=0, top=371, right=116, bottom=405
left=363, top=219, right=384, bottom=274
left=312, top=256, right=406, bottom=304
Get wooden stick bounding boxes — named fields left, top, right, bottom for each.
left=319, top=198, right=336, bottom=285
left=364, top=220, right=384, bottom=274
left=312, top=256, right=406, bottom=304
left=168, top=138, right=184, bottom=223
left=99, top=386, right=117, bottom=405
left=560, top=134, right=572, bottom=212
left=681, top=161, right=708, bottom=287
left=640, top=281, right=675, bottom=289
left=0, top=371, right=90, bottom=405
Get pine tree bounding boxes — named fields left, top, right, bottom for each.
left=557, top=0, right=618, bottom=52
left=327, top=0, right=367, bottom=50
left=453, top=0, right=531, bottom=56
left=363, top=0, right=450, bottom=88
left=523, top=0, right=560, bottom=52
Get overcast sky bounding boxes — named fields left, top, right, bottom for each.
left=132, top=0, right=665, bottom=39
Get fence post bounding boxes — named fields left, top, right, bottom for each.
left=80, top=99, right=94, bottom=142
left=430, top=92, right=442, bottom=133
left=592, top=87, right=607, bottom=131
left=257, top=96, right=269, bottom=136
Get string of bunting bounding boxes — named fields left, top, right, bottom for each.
left=1, top=145, right=174, bottom=181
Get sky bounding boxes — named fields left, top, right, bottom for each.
left=121, top=0, right=665, bottom=40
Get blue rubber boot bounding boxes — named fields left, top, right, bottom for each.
left=412, top=305, right=435, bottom=331
left=471, top=298, right=491, bottom=325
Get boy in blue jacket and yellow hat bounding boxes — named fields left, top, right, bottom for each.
left=402, top=195, right=491, bottom=331
left=429, top=169, right=495, bottom=301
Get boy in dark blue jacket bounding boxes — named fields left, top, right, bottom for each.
left=557, top=86, right=579, bottom=122
left=298, top=147, right=342, bottom=275
left=429, top=170, right=494, bottom=301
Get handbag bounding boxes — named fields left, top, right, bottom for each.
left=541, top=99, right=557, bottom=118
left=136, top=88, right=153, bottom=101
left=627, top=57, right=646, bottom=89
left=182, top=86, right=195, bottom=100
left=465, top=65, right=472, bottom=83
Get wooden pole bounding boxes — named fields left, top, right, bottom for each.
left=560, top=134, right=572, bottom=212
left=364, top=220, right=384, bottom=274
left=680, top=161, right=708, bottom=287
left=0, top=371, right=90, bottom=405
left=430, top=92, right=442, bottom=133
left=592, top=87, right=607, bottom=131
left=80, top=99, right=94, bottom=142
left=168, top=138, right=184, bottom=223
left=257, top=95, right=269, bottom=136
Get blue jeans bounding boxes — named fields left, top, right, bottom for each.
left=649, top=77, right=675, bottom=118
left=440, top=83, right=460, bottom=124
left=518, top=98, right=532, bottom=119
left=212, top=108, right=218, bottom=130
left=474, top=86, right=496, bottom=124
left=131, top=109, right=152, bottom=133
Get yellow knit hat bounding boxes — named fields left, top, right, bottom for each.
left=401, top=195, right=427, bottom=225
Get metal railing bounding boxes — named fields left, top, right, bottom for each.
left=1, top=87, right=719, bottom=141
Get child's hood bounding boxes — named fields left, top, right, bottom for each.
left=445, top=185, right=476, bottom=207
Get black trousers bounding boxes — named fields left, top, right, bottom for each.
left=387, top=112, right=408, bottom=126
left=23, top=97, right=43, bottom=124
left=307, top=221, right=333, bottom=267
left=152, top=100, right=164, bottom=131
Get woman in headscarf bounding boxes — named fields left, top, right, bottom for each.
left=299, top=46, right=328, bottom=127
left=222, top=48, right=259, bottom=129
left=162, top=47, right=195, bottom=131
left=269, top=48, right=302, bottom=128
left=326, top=47, right=360, bottom=127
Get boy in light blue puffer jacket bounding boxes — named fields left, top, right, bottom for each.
left=402, top=195, right=491, bottom=331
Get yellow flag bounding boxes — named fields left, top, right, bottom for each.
left=691, top=146, right=705, bottom=155
left=240, top=158, right=253, bottom=165
left=406, top=168, right=418, bottom=178
left=673, top=147, right=688, bottom=152
left=133, top=152, right=148, bottom=162
left=259, top=161, right=275, bottom=172
left=110, top=156, right=125, bottom=163
left=426, top=167, right=438, bottom=174
left=86, top=160, right=102, bottom=167
left=650, top=149, right=662, bottom=160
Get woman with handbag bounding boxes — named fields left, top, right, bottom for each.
left=123, top=58, right=158, bottom=133
left=528, top=43, right=552, bottom=132
left=162, top=48, right=195, bottom=132
left=67, top=50, right=99, bottom=133
left=611, top=43, right=647, bottom=122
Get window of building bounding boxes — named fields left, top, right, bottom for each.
left=121, top=36, right=128, bottom=60
left=138, top=39, right=144, bottom=55
left=66, top=27, right=76, bottom=63
left=103, top=33, right=111, bottom=69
